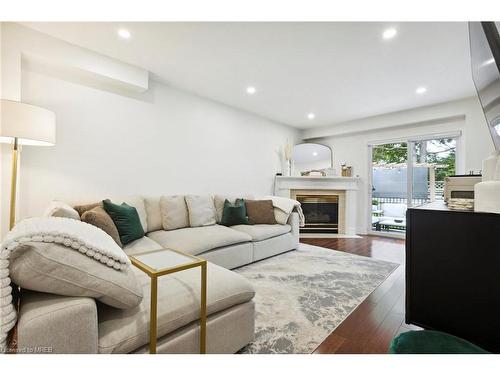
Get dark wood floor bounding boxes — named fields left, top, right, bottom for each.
left=301, top=236, right=419, bottom=354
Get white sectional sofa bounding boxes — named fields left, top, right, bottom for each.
left=11, top=194, right=300, bottom=354
left=124, top=195, right=300, bottom=269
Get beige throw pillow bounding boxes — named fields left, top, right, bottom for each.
left=74, top=202, right=101, bottom=217
left=160, top=195, right=190, bottom=230
left=185, top=195, right=216, bottom=227
left=81, top=206, right=123, bottom=247
left=9, top=242, right=143, bottom=309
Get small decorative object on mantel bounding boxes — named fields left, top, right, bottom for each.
left=283, top=140, right=293, bottom=177
left=341, top=163, right=353, bottom=177
left=301, top=169, right=326, bottom=177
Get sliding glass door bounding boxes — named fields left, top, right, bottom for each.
left=411, top=138, right=457, bottom=204
left=371, top=142, right=409, bottom=234
left=370, top=135, right=459, bottom=236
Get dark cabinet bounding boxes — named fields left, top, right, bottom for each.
left=406, top=201, right=500, bottom=353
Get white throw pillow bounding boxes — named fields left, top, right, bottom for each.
left=185, top=195, right=216, bottom=227
left=160, top=195, right=190, bottom=230
left=144, top=196, right=163, bottom=232
left=44, top=201, right=81, bottom=221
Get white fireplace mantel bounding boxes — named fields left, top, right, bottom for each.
left=274, top=176, right=360, bottom=194
left=274, top=176, right=361, bottom=236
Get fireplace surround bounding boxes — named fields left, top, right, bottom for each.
left=274, top=176, right=360, bottom=236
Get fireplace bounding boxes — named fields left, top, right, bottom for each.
left=296, top=195, right=339, bottom=234
left=278, top=178, right=359, bottom=236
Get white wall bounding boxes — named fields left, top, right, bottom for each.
left=303, top=97, right=495, bottom=234
left=0, top=23, right=299, bottom=236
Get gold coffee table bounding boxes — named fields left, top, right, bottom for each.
left=129, top=248, right=207, bottom=354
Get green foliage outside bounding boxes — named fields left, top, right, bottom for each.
left=372, top=139, right=456, bottom=181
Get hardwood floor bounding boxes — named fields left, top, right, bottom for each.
left=300, top=235, right=419, bottom=354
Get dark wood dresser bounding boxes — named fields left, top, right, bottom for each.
left=406, top=201, right=500, bottom=353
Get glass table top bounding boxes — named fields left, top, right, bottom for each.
left=131, top=248, right=200, bottom=272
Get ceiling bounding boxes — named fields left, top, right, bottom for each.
left=21, top=22, right=475, bottom=129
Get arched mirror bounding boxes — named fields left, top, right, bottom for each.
left=292, top=143, right=333, bottom=176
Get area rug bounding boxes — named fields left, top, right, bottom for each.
left=234, top=243, right=399, bottom=354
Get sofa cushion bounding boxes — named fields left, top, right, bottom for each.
left=112, top=195, right=148, bottom=233
left=230, top=224, right=291, bottom=241
left=214, top=194, right=254, bottom=223
left=74, top=202, right=101, bottom=217
left=380, top=203, right=407, bottom=219
left=73, top=195, right=148, bottom=232
left=144, top=196, right=162, bottom=232
left=103, top=200, right=145, bottom=246
left=147, top=225, right=251, bottom=255
left=44, top=201, right=81, bottom=221
left=81, top=206, right=122, bottom=247
left=185, top=195, right=216, bottom=227
left=122, top=236, right=163, bottom=256
left=9, top=242, right=143, bottom=309
left=160, top=195, right=189, bottom=230
left=244, top=199, right=277, bottom=225
left=220, top=199, right=249, bottom=226
left=97, top=261, right=255, bottom=353
left=17, top=291, right=99, bottom=354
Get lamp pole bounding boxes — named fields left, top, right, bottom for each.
left=9, top=137, right=19, bottom=230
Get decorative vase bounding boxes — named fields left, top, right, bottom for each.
left=284, top=159, right=291, bottom=177
left=483, top=151, right=500, bottom=181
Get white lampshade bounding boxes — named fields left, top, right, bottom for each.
left=0, top=99, right=56, bottom=146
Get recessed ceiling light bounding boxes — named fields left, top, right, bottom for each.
left=307, top=113, right=315, bottom=120
left=246, top=86, right=257, bottom=95
left=312, top=152, right=318, bottom=156
left=383, top=28, right=397, bottom=40
left=416, top=86, right=427, bottom=94
left=117, top=29, right=131, bottom=39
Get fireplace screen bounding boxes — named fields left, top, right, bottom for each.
left=296, top=195, right=339, bottom=233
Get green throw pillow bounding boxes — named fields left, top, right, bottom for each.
left=220, top=199, right=249, bottom=226
left=102, top=199, right=145, bottom=246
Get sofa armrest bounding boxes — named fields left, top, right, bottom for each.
left=287, top=212, right=300, bottom=239
left=17, top=291, right=98, bottom=354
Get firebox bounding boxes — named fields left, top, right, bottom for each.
left=296, top=195, right=339, bottom=234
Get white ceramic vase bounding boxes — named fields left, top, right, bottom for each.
left=482, top=151, right=500, bottom=181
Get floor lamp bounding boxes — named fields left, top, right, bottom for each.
left=0, top=99, right=56, bottom=230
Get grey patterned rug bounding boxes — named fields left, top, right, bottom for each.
left=234, top=243, right=399, bottom=354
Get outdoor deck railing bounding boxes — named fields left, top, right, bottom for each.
left=373, top=181, right=445, bottom=208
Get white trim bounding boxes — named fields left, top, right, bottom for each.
left=456, top=133, right=466, bottom=174
left=408, top=130, right=462, bottom=142
left=407, top=140, right=414, bottom=208
left=367, top=130, right=462, bottom=146
left=367, top=144, right=374, bottom=235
